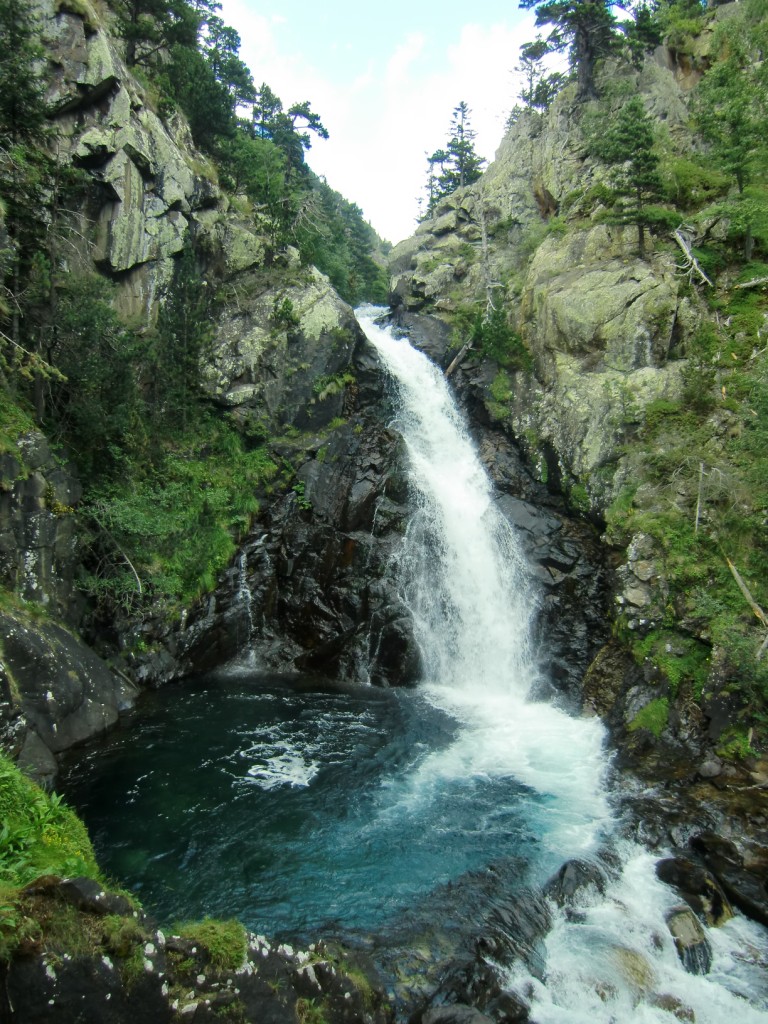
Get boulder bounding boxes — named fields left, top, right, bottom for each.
left=665, top=905, right=712, bottom=975
left=689, top=832, right=768, bottom=927
left=543, top=858, right=609, bottom=906
left=655, top=856, right=733, bottom=926
left=0, top=611, right=137, bottom=757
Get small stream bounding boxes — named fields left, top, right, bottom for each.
left=61, top=308, right=768, bottom=1021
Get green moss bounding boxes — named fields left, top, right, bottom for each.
left=632, top=630, right=711, bottom=698
left=628, top=697, right=669, bottom=737
left=296, top=997, right=330, bottom=1024
left=173, top=917, right=247, bottom=972
left=489, top=369, right=512, bottom=404
left=0, top=399, right=36, bottom=459
left=568, top=482, right=591, bottom=515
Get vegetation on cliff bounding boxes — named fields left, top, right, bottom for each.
left=395, top=0, right=768, bottom=751
left=0, top=0, right=387, bottom=622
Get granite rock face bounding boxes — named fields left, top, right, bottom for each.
left=387, top=56, right=700, bottom=513
left=0, top=432, right=82, bottom=620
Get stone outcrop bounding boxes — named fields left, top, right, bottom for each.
left=2, top=876, right=391, bottom=1024
left=0, top=432, right=82, bottom=621
left=40, top=0, right=222, bottom=322
left=388, top=59, right=700, bottom=512
left=0, top=610, right=137, bottom=786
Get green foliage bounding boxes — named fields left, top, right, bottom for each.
left=590, top=96, right=670, bottom=255
left=312, top=371, right=354, bottom=401
left=0, top=753, right=101, bottom=959
left=0, top=754, right=99, bottom=890
left=516, top=37, right=567, bottom=111
left=173, top=917, right=247, bottom=972
left=83, top=420, right=277, bottom=611
left=296, top=998, right=330, bottom=1024
left=293, top=177, right=389, bottom=303
left=656, top=0, right=708, bottom=51
left=271, top=296, right=300, bottom=329
left=423, top=102, right=485, bottom=217
left=659, top=155, right=729, bottom=210
left=628, top=697, right=669, bottom=737
left=518, top=0, right=623, bottom=100
left=605, top=279, right=768, bottom=732
left=454, top=302, right=532, bottom=369
left=692, top=11, right=768, bottom=260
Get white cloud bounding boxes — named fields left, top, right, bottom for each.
left=385, top=32, right=426, bottom=87
left=220, top=4, right=540, bottom=244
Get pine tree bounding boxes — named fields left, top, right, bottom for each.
left=591, top=96, right=666, bottom=256
left=693, top=16, right=768, bottom=261
left=517, top=38, right=567, bottom=111
left=518, top=0, right=622, bottom=100
left=423, top=103, right=485, bottom=216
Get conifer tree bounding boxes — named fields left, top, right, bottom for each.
left=693, top=17, right=768, bottom=261
left=518, top=0, right=622, bottom=100
left=591, top=95, right=666, bottom=256
left=517, top=38, right=567, bottom=110
left=423, top=103, right=485, bottom=216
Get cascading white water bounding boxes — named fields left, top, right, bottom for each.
left=359, top=305, right=610, bottom=858
left=357, top=306, right=768, bottom=1023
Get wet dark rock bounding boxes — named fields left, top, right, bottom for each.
left=2, top=953, right=172, bottom=1024
left=483, top=989, right=531, bottom=1024
left=0, top=431, right=83, bottom=621
left=664, top=905, right=712, bottom=975
left=421, top=1006, right=496, bottom=1024
left=0, top=610, right=138, bottom=769
left=46, top=876, right=135, bottom=917
left=543, top=858, right=609, bottom=906
left=391, top=310, right=454, bottom=368
left=689, top=832, right=768, bottom=927
left=655, top=856, right=732, bottom=926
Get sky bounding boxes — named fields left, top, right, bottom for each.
left=218, top=0, right=544, bottom=245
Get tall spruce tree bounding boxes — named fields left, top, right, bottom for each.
left=518, top=0, right=623, bottom=99
left=423, top=102, right=485, bottom=216
left=591, top=95, right=666, bottom=256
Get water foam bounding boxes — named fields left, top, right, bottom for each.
left=357, top=305, right=768, bottom=1021
left=358, top=306, right=610, bottom=858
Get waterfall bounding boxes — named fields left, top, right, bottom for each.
left=358, top=305, right=610, bottom=858
left=356, top=306, right=768, bottom=1024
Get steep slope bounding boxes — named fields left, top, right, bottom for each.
left=387, top=2, right=768, bottom=818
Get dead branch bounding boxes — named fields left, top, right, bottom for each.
left=726, top=556, right=768, bottom=629
left=733, top=276, right=768, bottom=291
left=673, top=228, right=714, bottom=287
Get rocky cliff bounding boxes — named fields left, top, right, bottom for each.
left=386, top=11, right=768, bottom=901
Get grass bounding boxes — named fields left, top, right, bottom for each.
left=172, top=917, right=247, bottom=972
left=603, top=281, right=768, bottom=744
left=0, top=753, right=102, bottom=960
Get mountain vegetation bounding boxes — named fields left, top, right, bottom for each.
left=520, top=0, right=768, bottom=748
left=0, top=0, right=387, bottom=620
left=422, top=102, right=485, bottom=218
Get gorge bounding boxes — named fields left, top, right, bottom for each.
left=2, top=0, right=768, bottom=1021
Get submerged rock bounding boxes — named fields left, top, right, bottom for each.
left=664, top=905, right=712, bottom=975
